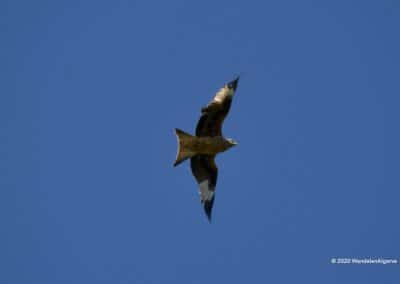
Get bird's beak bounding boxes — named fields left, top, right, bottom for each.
left=228, top=76, right=240, bottom=91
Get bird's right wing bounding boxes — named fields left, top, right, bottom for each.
left=195, top=77, right=239, bottom=137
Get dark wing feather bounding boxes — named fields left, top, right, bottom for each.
left=195, top=94, right=233, bottom=137
left=190, top=155, right=218, bottom=222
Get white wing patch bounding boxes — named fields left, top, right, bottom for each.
left=214, top=86, right=234, bottom=103
left=199, top=180, right=214, bottom=202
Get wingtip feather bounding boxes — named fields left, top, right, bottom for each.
left=203, top=198, right=214, bottom=223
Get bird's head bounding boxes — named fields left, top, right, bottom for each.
left=226, top=138, right=238, bottom=148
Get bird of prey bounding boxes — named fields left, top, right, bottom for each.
left=173, top=77, right=240, bottom=222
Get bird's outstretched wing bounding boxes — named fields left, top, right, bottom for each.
left=195, top=77, right=239, bottom=137
left=190, top=155, right=218, bottom=222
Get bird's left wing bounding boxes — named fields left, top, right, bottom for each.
left=190, top=155, right=218, bottom=222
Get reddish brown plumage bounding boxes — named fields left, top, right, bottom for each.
left=173, top=77, right=239, bottom=221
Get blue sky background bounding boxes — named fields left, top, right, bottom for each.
left=1, top=0, right=399, bottom=283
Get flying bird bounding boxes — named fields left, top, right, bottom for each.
left=173, top=77, right=240, bottom=222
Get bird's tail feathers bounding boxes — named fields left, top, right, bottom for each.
left=173, top=128, right=195, bottom=167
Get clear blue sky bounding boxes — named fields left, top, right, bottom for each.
left=1, top=0, right=399, bottom=283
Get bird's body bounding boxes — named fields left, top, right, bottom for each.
left=175, top=131, right=234, bottom=161
left=187, top=136, right=232, bottom=154
left=174, top=77, right=240, bottom=222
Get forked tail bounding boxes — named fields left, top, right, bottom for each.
left=173, top=128, right=195, bottom=167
